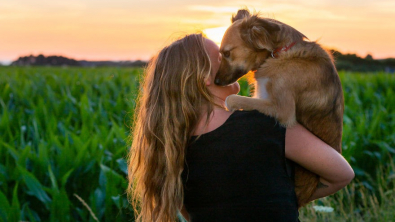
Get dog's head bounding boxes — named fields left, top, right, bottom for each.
left=214, top=9, right=281, bottom=86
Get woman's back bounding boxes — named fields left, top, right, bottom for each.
left=182, top=110, right=299, bottom=222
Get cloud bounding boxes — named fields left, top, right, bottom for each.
left=188, top=5, right=240, bottom=13
left=0, top=0, right=86, bottom=20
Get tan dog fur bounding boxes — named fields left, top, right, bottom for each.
left=215, top=9, right=344, bottom=207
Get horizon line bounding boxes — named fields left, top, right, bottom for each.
left=2, top=50, right=395, bottom=66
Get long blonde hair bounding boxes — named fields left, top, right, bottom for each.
left=128, top=33, right=214, bottom=221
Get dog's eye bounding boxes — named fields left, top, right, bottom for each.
left=223, top=51, right=230, bottom=58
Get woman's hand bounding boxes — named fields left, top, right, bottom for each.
left=285, top=123, right=355, bottom=201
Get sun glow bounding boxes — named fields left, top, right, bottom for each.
left=1, top=1, right=395, bottom=63
left=203, top=26, right=228, bottom=46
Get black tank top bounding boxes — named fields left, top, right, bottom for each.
left=181, top=110, right=299, bottom=222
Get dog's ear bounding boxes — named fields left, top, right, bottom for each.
left=231, top=9, right=251, bottom=23
left=240, top=16, right=280, bottom=51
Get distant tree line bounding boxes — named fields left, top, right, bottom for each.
left=331, top=50, right=395, bottom=73
left=11, top=54, right=147, bottom=67
left=11, top=55, right=80, bottom=66
left=9, top=52, right=395, bottom=72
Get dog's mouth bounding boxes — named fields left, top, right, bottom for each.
left=215, top=68, right=247, bottom=86
left=214, top=79, right=236, bottom=87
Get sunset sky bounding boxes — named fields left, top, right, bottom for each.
left=1, top=0, right=395, bottom=64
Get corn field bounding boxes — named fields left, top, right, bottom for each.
left=0, top=66, right=394, bottom=221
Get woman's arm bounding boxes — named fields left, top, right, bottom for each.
left=285, top=124, right=355, bottom=201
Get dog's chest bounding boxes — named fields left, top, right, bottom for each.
left=254, top=77, right=270, bottom=100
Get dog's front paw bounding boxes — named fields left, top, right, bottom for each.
left=225, top=94, right=239, bottom=111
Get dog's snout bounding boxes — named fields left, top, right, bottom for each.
left=214, top=78, right=227, bottom=86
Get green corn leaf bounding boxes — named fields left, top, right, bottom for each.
left=9, top=182, right=21, bottom=221
left=18, top=166, right=52, bottom=207
left=11, top=182, right=20, bottom=209
left=61, top=168, right=74, bottom=188
left=50, top=188, right=70, bottom=222
left=116, top=158, right=128, bottom=175
left=111, top=195, right=121, bottom=210
left=21, top=202, right=41, bottom=222
left=74, top=138, right=92, bottom=166
left=2, top=141, right=19, bottom=162
left=99, top=164, right=124, bottom=186
left=0, top=190, right=10, bottom=221
left=48, top=164, right=59, bottom=192
left=372, top=141, right=395, bottom=154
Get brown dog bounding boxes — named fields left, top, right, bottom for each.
left=215, top=9, right=344, bottom=207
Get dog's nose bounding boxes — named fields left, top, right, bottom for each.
left=215, top=79, right=221, bottom=85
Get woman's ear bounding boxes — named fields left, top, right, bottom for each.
left=205, top=76, right=212, bottom=86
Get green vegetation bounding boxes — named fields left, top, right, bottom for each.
left=332, top=50, right=395, bottom=73
left=0, top=67, right=139, bottom=221
left=0, top=67, right=394, bottom=221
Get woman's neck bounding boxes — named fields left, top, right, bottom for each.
left=193, top=104, right=233, bottom=136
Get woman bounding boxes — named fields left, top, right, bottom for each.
left=128, top=33, right=354, bottom=222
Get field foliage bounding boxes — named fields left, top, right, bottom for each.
left=0, top=67, right=394, bottom=221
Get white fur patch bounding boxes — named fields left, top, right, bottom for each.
left=255, top=77, right=270, bottom=100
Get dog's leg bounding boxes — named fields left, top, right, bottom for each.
left=226, top=94, right=296, bottom=127
left=226, top=94, right=274, bottom=113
